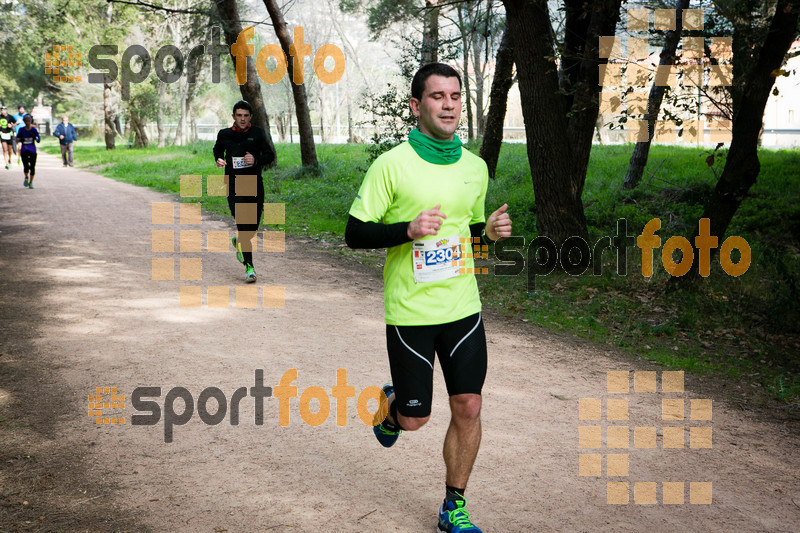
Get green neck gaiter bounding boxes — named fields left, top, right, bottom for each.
left=407, top=128, right=463, bottom=165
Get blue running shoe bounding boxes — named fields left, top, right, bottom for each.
left=372, top=383, right=401, bottom=447
left=438, top=499, right=482, bottom=532
left=232, top=236, right=244, bottom=264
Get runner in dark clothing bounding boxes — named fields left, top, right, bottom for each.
left=212, top=100, right=275, bottom=283
left=17, top=115, right=40, bottom=188
left=0, top=106, right=17, bottom=169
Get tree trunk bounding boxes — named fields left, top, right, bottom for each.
left=129, top=109, right=149, bottom=148
left=623, top=0, right=690, bottom=190
left=458, top=5, right=474, bottom=141
left=262, top=0, right=319, bottom=167
left=103, top=79, right=115, bottom=150
left=174, top=79, right=187, bottom=146
left=479, top=26, right=513, bottom=179
left=422, top=0, right=439, bottom=64
left=318, top=89, right=325, bottom=143
left=346, top=70, right=355, bottom=143
left=156, top=80, right=166, bottom=148
left=471, top=10, right=485, bottom=137
left=676, top=1, right=798, bottom=284
left=503, top=0, right=621, bottom=246
left=190, top=108, right=198, bottom=142
left=275, top=114, right=285, bottom=142
left=212, top=0, right=277, bottom=166
left=288, top=90, right=294, bottom=144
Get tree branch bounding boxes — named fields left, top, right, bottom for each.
left=105, top=0, right=209, bottom=16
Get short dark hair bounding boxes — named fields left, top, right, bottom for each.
left=411, top=63, right=462, bottom=100
left=232, top=100, right=252, bottom=114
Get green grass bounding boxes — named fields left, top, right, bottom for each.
left=42, top=138, right=800, bottom=406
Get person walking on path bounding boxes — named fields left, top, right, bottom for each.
left=213, top=100, right=275, bottom=283
left=345, top=63, right=512, bottom=533
left=17, top=114, right=40, bottom=188
left=0, top=106, right=17, bottom=169
left=53, top=115, right=77, bottom=167
left=13, top=105, right=26, bottom=165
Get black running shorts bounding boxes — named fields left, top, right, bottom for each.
left=386, top=312, right=487, bottom=418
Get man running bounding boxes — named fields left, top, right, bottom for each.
left=345, top=63, right=512, bottom=533
left=213, top=100, right=275, bottom=283
left=13, top=105, right=26, bottom=165
left=18, top=114, right=40, bottom=188
left=0, top=106, right=17, bottom=169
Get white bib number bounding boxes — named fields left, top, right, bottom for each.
left=412, top=236, right=463, bottom=283
left=0, top=132, right=11, bottom=140
left=232, top=156, right=251, bottom=169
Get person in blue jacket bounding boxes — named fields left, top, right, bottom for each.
left=12, top=105, right=26, bottom=165
left=53, top=115, right=77, bottom=167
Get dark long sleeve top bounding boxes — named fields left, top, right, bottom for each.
left=345, top=215, right=490, bottom=249
left=212, top=126, right=274, bottom=176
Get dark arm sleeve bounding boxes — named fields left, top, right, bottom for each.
left=345, top=215, right=412, bottom=249
left=212, top=131, right=225, bottom=162
left=469, top=222, right=495, bottom=245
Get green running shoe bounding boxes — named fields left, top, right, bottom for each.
left=232, top=236, right=244, bottom=264
left=438, top=499, right=482, bottom=532
left=244, top=264, right=257, bottom=283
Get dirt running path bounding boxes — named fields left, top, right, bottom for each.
left=1, top=152, right=798, bottom=532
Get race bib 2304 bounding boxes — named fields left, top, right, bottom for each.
left=412, top=236, right=464, bottom=283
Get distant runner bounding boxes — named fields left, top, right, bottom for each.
left=12, top=105, right=26, bottom=165
left=0, top=106, right=17, bottom=169
left=18, top=114, right=40, bottom=188
left=213, top=100, right=275, bottom=283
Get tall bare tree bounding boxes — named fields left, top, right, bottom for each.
left=422, top=0, right=440, bottom=63
left=213, top=0, right=276, bottom=163
left=262, top=0, right=318, bottom=167
left=677, top=0, right=799, bottom=282
left=479, top=25, right=514, bottom=178
left=502, top=0, right=622, bottom=246
left=623, top=0, right=691, bottom=190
